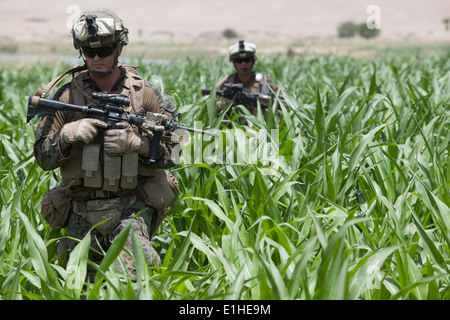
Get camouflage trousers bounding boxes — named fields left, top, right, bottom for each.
left=57, top=194, right=161, bottom=279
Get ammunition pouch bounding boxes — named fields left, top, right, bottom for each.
left=79, top=144, right=141, bottom=191
left=137, top=169, right=179, bottom=233
left=136, top=169, right=179, bottom=210
left=40, top=186, right=72, bottom=228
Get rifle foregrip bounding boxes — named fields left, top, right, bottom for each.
left=149, top=131, right=162, bottom=163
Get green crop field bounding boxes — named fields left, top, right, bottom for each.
left=0, top=46, right=449, bottom=300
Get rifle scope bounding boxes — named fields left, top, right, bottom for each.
left=91, top=93, right=131, bottom=107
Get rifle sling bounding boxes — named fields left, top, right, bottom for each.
left=30, top=65, right=88, bottom=107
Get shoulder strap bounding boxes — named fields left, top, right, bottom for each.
left=122, top=65, right=145, bottom=111
left=121, top=64, right=139, bottom=75
left=30, top=65, right=87, bottom=107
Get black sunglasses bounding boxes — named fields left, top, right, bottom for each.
left=234, top=57, right=253, bottom=64
left=82, top=45, right=117, bottom=58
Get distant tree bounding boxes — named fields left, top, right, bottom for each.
left=337, top=21, right=357, bottom=38
left=358, top=22, right=380, bottom=39
left=443, top=18, right=450, bottom=31
left=222, top=28, right=238, bottom=39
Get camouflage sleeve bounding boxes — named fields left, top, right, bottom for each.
left=33, top=85, right=71, bottom=171
left=142, top=83, right=178, bottom=169
left=216, top=75, right=230, bottom=91
left=33, top=114, right=70, bottom=171
left=216, top=75, right=233, bottom=112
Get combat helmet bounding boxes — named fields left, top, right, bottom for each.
left=229, top=40, right=257, bottom=62
left=72, top=8, right=129, bottom=49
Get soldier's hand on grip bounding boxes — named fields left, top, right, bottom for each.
left=103, top=122, right=150, bottom=155
left=60, top=118, right=108, bottom=144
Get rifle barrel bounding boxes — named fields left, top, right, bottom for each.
left=177, top=125, right=218, bottom=138
left=201, top=88, right=212, bottom=95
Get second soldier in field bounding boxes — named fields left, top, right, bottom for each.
left=215, top=40, right=284, bottom=118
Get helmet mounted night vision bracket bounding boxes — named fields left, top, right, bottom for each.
left=85, top=14, right=100, bottom=46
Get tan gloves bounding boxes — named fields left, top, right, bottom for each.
left=60, top=118, right=108, bottom=145
left=104, top=122, right=150, bottom=156
left=60, top=120, right=150, bottom=156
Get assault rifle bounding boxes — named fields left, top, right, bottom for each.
left=201, top=83, right=285, bottom=108
left=27, top=93, right=217, bottom=162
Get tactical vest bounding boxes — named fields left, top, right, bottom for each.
left=217, top=72, right=272, bottom=116
left=223, top=72, right=270, bottom=94
left=34, top=65, right=156, bottom=192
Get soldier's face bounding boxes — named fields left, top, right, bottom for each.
left=234, top=57, right=254, bottom=75
left=84, top=45, right=122, bottom=75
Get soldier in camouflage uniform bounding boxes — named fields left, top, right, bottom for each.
left=216, top=40, right=283, bottom=117
left=33, top=9, right=179, bottom=278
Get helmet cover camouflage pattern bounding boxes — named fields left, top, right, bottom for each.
left=72, top=8, right=129, bottom=49
left=229, top=40, right=257, bottom=62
